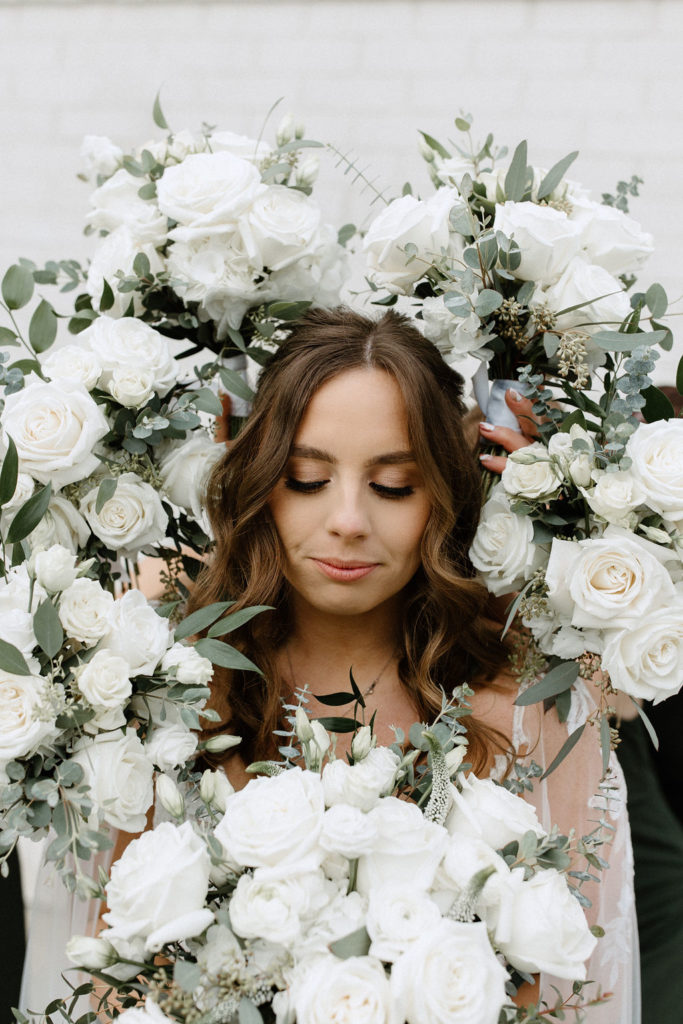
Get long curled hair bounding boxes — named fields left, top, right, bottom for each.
left=190, top=307, right=510, bottom=772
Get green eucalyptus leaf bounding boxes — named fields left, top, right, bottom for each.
left=174, top=600, right=235, bottom=640
left=541, top=723, right=586, bottom=779
left=174, top=960, right=201, bottom=993
left=641, top=385, right=674, bottom=422
left=191, top=388, right=224, bottom=416
left=536, top=151, right=579, bottom=200
left=133, top=252, right=151, bottom=279
left=2, top=265, right=34, bottom=310
left=504, top=140, right=529, bottom=201
left=329, top=926, right=371, bottom=959
left=6, top=482, right=52, bottom=543
left=314, top=691, right=357, bottom=707
left=153, top=90, right=170, bottom=131
left=645, top=282, right=667, bottom=319
left=266, top=300, right=312, bottom=321
left=98, top=280, right=115, bottom=313
left=138, top=182, right=157, bottom=201
left=34, top=599, right=64, bottom=659
left=217, top=366, right=255, bottom=404
left=207, top=605, right=273, bottom=637
left=418, top=131, right=451, bottom=161
left=313, top=717, right=358, bottom=733
left=238, top=998, right=264, bottom=1024
left=600, top=714, right=611, bottom=777
left=677, top=354, right=683, bottom=396
left=194, top=637, right=262, bottom=674
left=337, top=223, right=356, bottom=247
left=475, top=289, right=503, bottom=318
left=515, top=660, right=579, bottom=706
left=95, top=478, right=117, bottom=514
left=0, top=436, right=19, bottom=507
left=0, top=326, right=19, bottom=346
left=0, top=639, right=31, bottom=676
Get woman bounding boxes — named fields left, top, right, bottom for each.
left=191, top=306, right=638, bottom=1021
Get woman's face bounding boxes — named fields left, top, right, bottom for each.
left=268, top=367, right=432, bottom=620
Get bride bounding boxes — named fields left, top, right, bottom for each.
left=189, top=306, right=638, bottom=1021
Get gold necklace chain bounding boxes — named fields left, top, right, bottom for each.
left=285, top=646, right=396, bottom=699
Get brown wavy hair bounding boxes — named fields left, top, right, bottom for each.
left=190, top=307, right=511, bottom=772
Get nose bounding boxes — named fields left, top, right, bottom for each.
left=324, top=483, right=371, bottom=539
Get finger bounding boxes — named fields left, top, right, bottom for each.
left=479, top=452, right=507, bottom=475
left=505, top=388, right=540, bottom=439
left=479, top=421, right=530, bottom=453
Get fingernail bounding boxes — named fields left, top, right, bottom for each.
left=479, top=453, right=494, bottom=463
left=479, top=421, right=495, bottom=432
left=507, top=388, right=522, bottom=403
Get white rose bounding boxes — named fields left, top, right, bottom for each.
left=570, top=195, right=654, bottom=276
left=601, top=600, right=683, bottom=703
left=82, top=316, right=178, bottom=395
left=161, top=642, right=213, bottom=687
left=391, top=919, right=508, bottom=1024
left=103, top=820, right=213, bottom=950
left=157, top=151, right=265, bottom=241
left=0, top=565, right=46, bottom=653
left=582, top=469, right=645, bottom=529
left=545, top=529, right=676, bottom=630
left=626, top=419, right=683, bottom=520
left=101, top=589, right=172, bottom=675
left=42, top=344, right=102, bottom=390
left=293, top=890, right=367, bottom=963
left=83, top=704, right=127, bottom=735
left=366, top=881, right=442, bottom=962
left=71, top=729, right=154, bottom=832
left=158, top=434, right=222, bottom=521
left=32, top=544, right=79, bottom=592
left=290, top=955, right=393, bottom=1024
left=502, top=442, right=564, bottom=500
left=259, top=223, right=349, bottom=308
left=209, top=130, right=273, bottom=164
left=86, top=226, right=165, bottom=318
left=469, top=484, right=545, bottom=597
left=541, top=256, right=630, bottom=334
left=229, top=867, right=333, bottom=947
left=106, top=366, right=155, bottom=408
left=27, top=493, right=90, bottom=554
left=100, top=1002, right=172, bottom=1024
left=446, top=774, right=546, bottom=850
left=79, top=135, right=123, bottom=181
left=144, top=722, right=198, bottom=772
left=86, top=168, right=167, bottom=246
left=76, top=649, right=132, bottom=709
left=0, top=669, right=58, bottom=763
left=363, top=188, right=457, bottom=294
left=493, top=201, right=582, bottom=285
left=58, top=577, right=114, bottom=646
left=488, top=867, right=596, bottom=979
left=357, top=796, right=448, bottom=895
left=238, top=185, right=320, bottom=271
left=1, top=378, right=109, bottom=489
left=320, top=803, right=379, bottom=859
left=214, top=767, right=325, bottom=870
left=80, top=473, right=168, bottom=558
left=322, top=746, right=400, bottom=812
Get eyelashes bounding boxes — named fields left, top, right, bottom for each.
left=284, top=477, right=414, bottom=499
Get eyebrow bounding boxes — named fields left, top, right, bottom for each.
left=290, top=444, right=416, bottom=468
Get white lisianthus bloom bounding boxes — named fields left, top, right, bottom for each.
left=581, top=469, right=645, bottom=529
left=319, top=803, right=379, bottom=860
left=42, top=345, right=103, bottom=390
left=545, top=529, right=676, bottom=631
left=0, top=669, right=58, bottom=763
left=27, top=494, right=90, bottom=554
left=446, top=774, right=546, bottom=850
left=75, top=650, right=132, bottom=709
left=501, top=442, right=564, bottom=500
left=79, top=135, right=124, bottom=181
left=570, top=195, right=654, bottom=276
left=601, top=600, right=683, bottom=703
left=158, top=434, right=223, bottom=521
left=58, top=577, right=114, bottom=647
left=470, top=484, right=544, bottom=597
left=322, top=746, right=400, bottom=812
left=229, top=867, right=333, bottom=947
left=0, top=566, right=46, bottom=654
left=144, top=722, right=198, bottom=772
left=363, top=188, right=457, bottom=294
left=86, top=168, right=167, bottom=246
left=625, top=419, right=683, bottom=520
left=356, top=796, right=449, bottom=895
left=71, top=729, right=154, bottom=832
left=86, top=226, right=165, bottom=318
left=366, top=881, right=442, bottom=962
left=493, top=201, right=582, bottom=285
left=488, top=867, right=596, bottom=979
left=540, top=255, right=630, bottom=334
left=1, top=377, right=109, bottom=489
left=161, top=642, right=213, bottom=687
left=214, top=767, right=325, bottom=870
left=547, top=425, right=595, bottom=488
left=209, top=130, right=273, bottom=164
left=157, top=151, right=265, bottom=242
left=82, top=316, right=178, bottom=396
left=80, top=473, right=168, bottom=558
left=390, top=919, right=508, bottom=1024
left=32, top=544, right=79, bottom=593
left=101, top=589, right=172, bottom=675
left=237, top=185, right=321, bottom=272
left=289, top=954, right=393, bottom=1024
left=103, top=820, right=213, bottom=950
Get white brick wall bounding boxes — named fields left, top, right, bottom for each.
left=0, top=0, right=681, bottom=380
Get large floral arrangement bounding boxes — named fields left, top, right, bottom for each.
left=55, top=692, right=609, bottom=1024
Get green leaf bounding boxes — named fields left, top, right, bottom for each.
left=632, top=699, right=659, bottom=750
left=536, top=151, right=579, bottom=200
left=641, top=385, right=674, bottom=422
left=600, top=713, right=611, bottom=777
left=504, top=140, right=529, bottom=201
left=0, top=326, right=19, bottom=346
left=238, top=998, right=264, bottom=1024
left=98, top=279, right=115, bottom=313
left=6, top=482, right=52, bottom=544
left=337, top=223, right=356, bottom=246
left=266, top=300, right=312, bottom=321
left=217, top=366, right=255, bottom=404
left=174, top=959, right=202, bottom=992
left=645, top=282, right=667, bottom=319
left=475, top=289, right=504, bottom=318
left=206, top=605, right=273, bottom=637
left=2, top=265, right=34, bottom=310
left=541, top=723, right=586, bottom=779
left=174, top=600, right=235, bottom=640
left=314, top=691, right=357, bottom=706
left=515, top=660, right=579, bottom=706
left=418, top=131, right=451, bottom=161
left=194, top=637, right=262, bottom=674
left=153, top=90, right=170, bottom=131
left=191, top=387, right=224, bottom=416
left=313, top=716, right=358, bottom=733
left=0, top=436, right=19, bottom=507
left=677, top=354, right=683, bottom=396
left=34, top=599, right=64, bottom=658
left=95, top=478, right=117, bottom=514
left=133, top=252, right=151, bottom=279
left=454, top=117, right=471, bottom=132
left=137, top=182, right=157, bottom=201
left=329, top=925, right=371, bottom=959
left=591, top=329, right=669, bottom=352
left=0, top=639, right=31, bottom=675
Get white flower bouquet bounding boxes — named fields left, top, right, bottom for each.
left=51, top=691, right=610, bottom=1024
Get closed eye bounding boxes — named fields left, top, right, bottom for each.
left=285, top=477, right=328, bottom=493
left=370, top=482, right=415, bottom=499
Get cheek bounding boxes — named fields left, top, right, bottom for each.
left=394, top=501, right=432, bottom=565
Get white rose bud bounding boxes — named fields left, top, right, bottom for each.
left=66, top=934, right=117, bottom=970
left=32, top=545, right=79, bottom=593
left=156, top=774, right=185, bottom=819
left=351, top=725, right=376, bottom=762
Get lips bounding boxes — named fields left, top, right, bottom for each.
left=311, top=558, right=379, bottom=581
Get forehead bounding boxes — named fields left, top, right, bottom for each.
left=294, top=368, right=411, bottom=452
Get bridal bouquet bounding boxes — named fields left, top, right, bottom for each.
left=57, top=693, right=609, bottom=1024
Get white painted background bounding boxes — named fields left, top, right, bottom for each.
left=1, top=0, right=682, bottom=380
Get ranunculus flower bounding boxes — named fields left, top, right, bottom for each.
left=625, top=419, right=683, bottom=520
left=469, top=484, right=544, bottom=597
left=501, top=442, right=564, bottom=500
left=1, top=378, right=109, bottom=489
left=290, top=954, right=394, bottom=1024
left=86, top=168, right=167, bottom=246
left=80, top=473, right=168, bottom=558
left=238, top=185, right=321, bottom=271
left=100, top=589, right=172, bottom=675
left=158, top=434, right=223, bottom=522
left=487, top=867, right=596, bottom=979
left=42, top=345, right=102, bottom=390
left=390, top=919, right=508, bottom=1024
left=71, top=729, right=154, bottom=832
left=76, top=650, right=132, bottom=709
left=494, top=201, right=582, bottom=285
left=27, top=494, right=90, bottom=554
left=363, top=188, right=457, bottom=294
left=82, top=316, right=178, bottom=396
left=103, top=820, right=213, bottom=950
left=366, top=881, right=442, bottom=962
left=601, top=600, right=683, bottom=703
left=0, top=669, right=58, bottom=763
left=32, top=544, right=79, bottom=593
left=357, top=796, right=448, bottom=895
left=446, top=774, right=546, bottom=850
left=86, top=226, right=165, bottom=317
left=58, top=577, right=114, bottom=647
left=322, top=747, right=400, bottom=812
